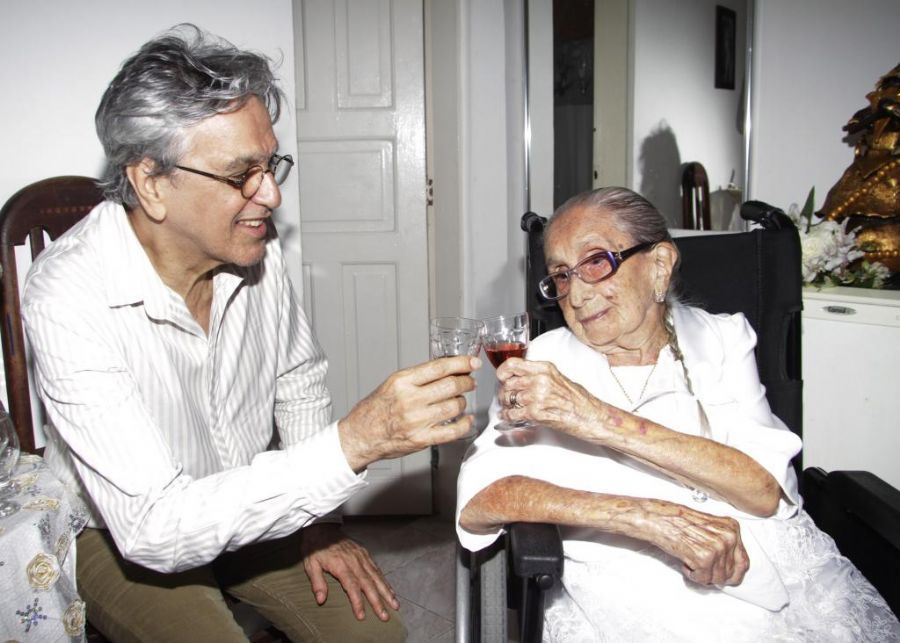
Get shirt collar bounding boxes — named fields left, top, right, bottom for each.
left=96, top=201, right=160, bottom=308
left=96, top=202, right=247, bottom=324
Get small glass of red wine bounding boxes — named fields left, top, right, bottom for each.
left=482, top=312, right=534, bottom=433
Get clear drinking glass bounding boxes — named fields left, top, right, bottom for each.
left=430, top=317, right=484, bottom=424
left=0, top=405, right=19, bottom=485
left=0, top=403, right=21, bottom=516
left=482, top=312, right=535, bottom=433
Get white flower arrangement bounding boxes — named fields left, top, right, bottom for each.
left=787, top=189, right=891, bottom=289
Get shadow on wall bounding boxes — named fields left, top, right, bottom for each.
left=638, top=122, right=682, bottom=229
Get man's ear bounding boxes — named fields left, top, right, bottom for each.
left=125, top=159, right=169, bottom=222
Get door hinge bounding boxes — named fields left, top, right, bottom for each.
left=426, top=177, right=434, bottom=206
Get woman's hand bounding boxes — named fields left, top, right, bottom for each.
left=638, top=499, right=749, bottom=586
left=496, top=357, right=611, bottom=440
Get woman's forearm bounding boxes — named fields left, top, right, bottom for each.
left=493, top=359, right=781, bottom=517
left=459, top=475, right=750, bottom=587
left=460, top=475, right=647, bottom=537
left=594, top=404, right=780, bottom=516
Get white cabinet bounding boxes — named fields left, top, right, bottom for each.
left=801, top=287, right=900, bottom=489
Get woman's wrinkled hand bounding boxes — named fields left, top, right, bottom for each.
left=496, top=357, right=609, bottom=439
left=640, top=499, right=749, bottom=587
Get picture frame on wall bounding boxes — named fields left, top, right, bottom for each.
left=715, top=5, right=736, bottom=90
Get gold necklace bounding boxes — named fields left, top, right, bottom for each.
left=609, top=360, right=659, bottom=406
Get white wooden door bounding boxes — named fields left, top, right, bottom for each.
left=293, top=0, right=431, bottom=514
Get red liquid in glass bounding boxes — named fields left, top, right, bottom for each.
left=485, top=342, right=527, bottom=368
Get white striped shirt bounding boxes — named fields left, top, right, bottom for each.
left=23, top=201, right=366, bottom=573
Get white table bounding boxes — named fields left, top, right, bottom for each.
left=0, top=453, right=89, bottom=640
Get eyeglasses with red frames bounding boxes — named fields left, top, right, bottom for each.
left=175, top=153, right=294, bottom=199
left=538, top=240, right=659, bottom=301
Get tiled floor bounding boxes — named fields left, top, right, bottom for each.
left=342, top=515, right=458, bottom=643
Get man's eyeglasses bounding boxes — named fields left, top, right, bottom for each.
left=175, top=153, right=294, bottom=199
left=538, top=241, right=658, bottom=301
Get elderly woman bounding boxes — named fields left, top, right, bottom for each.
left=456, top=187, right=899, bottom=641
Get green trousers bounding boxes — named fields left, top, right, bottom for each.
left=76, top=528, right=406, bottom=642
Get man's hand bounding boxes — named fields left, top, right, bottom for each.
left=338, top=355, right=480, bottom=471
left=299, top=523, right=398, bottom=621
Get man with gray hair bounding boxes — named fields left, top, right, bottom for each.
left=23, top=24, right=478, bottom=641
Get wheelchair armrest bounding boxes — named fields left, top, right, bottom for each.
left=507, top=523, right=564, bottom=642
left=508, top=522, right=564, bottom=587
left=803, top=468, right=900, bottom=550
left=802, top=467, right=900, bottom=616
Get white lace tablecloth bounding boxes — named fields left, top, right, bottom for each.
left=0, top=454, right=89, bottom=641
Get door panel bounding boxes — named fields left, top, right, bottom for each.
left=335, top=0, right=393, bottom=108
left=299, top=139, right=396, bottom=232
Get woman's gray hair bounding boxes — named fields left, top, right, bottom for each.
left=95, top=24, right=286, bottom=208
left=547, top=186, right=682, bottom=298
left=549, top=186, right=672, bottom=246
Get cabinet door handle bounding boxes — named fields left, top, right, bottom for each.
left=823, top=305, right=856, bottom=315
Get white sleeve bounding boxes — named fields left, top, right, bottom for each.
left=455, top=337, right=564, bottom=552
left=692, top=311, right=803, bottom=516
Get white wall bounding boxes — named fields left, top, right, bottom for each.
left=631, top=0, right=747, bottom=227
left=429, top=0, right=533, bottom=352
left=0, top=0, right=301, bottom=277
left=427, top=0, right=463, bottom=320
left=458, top=0, right=528, bottom=414
left=750, top=0, right=900, bottom=211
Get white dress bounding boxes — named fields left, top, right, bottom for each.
left=456, top=306, right=899, bottom=642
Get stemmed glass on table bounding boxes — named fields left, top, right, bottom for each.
left=482, top=312, right=534, bottom=434
left=0, top=403, right=21, bottom=518
left=429, top=317, right=485, bottom=424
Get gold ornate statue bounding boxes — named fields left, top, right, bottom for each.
left=820, top=62, right=900, bottom=273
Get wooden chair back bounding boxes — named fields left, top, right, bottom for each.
left=0, top=176, right=102, bottom=452
left=681, top=162, right=712, bottom=230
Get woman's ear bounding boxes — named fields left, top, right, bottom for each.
left=125, top=159, right=168, bottom=222
left=652, top=241, right=678, bottom=293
